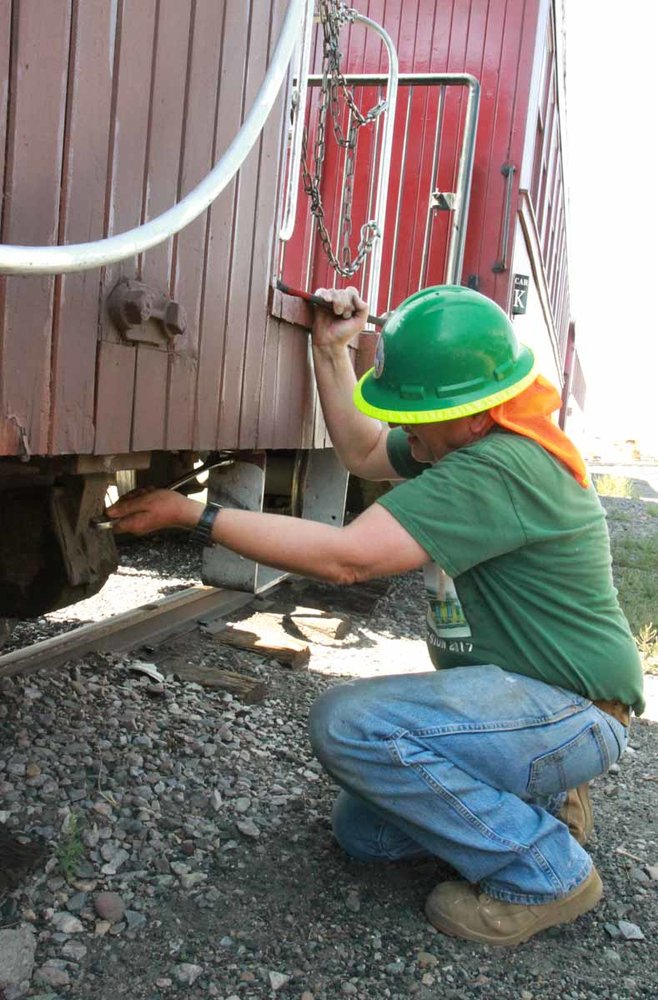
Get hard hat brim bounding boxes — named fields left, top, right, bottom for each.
left=353, top=344, right=537, bottom=423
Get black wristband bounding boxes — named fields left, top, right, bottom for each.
left=189, top=502, right=223, bottom=547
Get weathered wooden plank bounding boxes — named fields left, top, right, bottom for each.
left=141, top=0, right=191, bottom=289
left=100, top=0, right=157, bottom=315
left=50, top=0, right=115, bottom=455
left=95, top=0, right=157, bottom=452
left=270, top=327, right=311, bottom=447
left=131, top=0, right=193, bottom=454
left=0, top=1, right=15, bottom=453
left=0, top=586, right=256, bottom=679
left=238, top=0, right=288, bottom=448
left=285, top=606, right=351, bottom=641
left=211, top=621, right=310, bottom=670
left=0, top=0, right=71, bottom=456
left=257, top=315, right=283, bottom=448
left=196, top=0, right=250, bottom=448
left=0, top=0, right=11, bottom=226
left=159, top=658, right=268, bottom=704
left=217, top=0, right=268, bottom=447
left=94, top=341, right=137, bottom=455
left=168, top=0, right=224, bottom=450
left=131, top=346, right=168, bottom=452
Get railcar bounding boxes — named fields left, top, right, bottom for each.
left=0, top=0, right=582, bottom=618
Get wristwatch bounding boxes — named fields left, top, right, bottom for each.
left=189, top=501, right=223, bottom=546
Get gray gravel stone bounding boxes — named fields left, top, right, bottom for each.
left=0, top=520, right=656, bottom=1000
left=92, top=891, right=125, bottom=923
left=174, top=963, right=203, bottom=985
left=0, top=925, right=37, bottom=995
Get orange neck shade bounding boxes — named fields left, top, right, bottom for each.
left=489, top=375, right=589, bottom=488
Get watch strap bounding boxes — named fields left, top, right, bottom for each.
left=189, top=501, right=223, bottom=546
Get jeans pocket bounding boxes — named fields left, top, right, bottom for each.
left=527, top=722, right=612, bottom=797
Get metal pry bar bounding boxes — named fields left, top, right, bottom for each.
left=275, top=280, right=387, bottom=328
left=91, top=455, right=233, bottom=530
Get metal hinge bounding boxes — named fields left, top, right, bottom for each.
left=430, top=191, right=457, bottom=211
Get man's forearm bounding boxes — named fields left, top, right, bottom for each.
left=312, top=343, right=387, bottom=475
left=178, top=498, right=359, bottom=584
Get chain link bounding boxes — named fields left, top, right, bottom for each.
left=300, top=1, right=386, bottom=278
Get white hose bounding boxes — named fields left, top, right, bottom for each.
left=0, top=0, right=305, bottom=275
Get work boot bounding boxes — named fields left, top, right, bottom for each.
left=424, top=868, right=603, bottom=947
left=558, top=783, right=594, bottom=845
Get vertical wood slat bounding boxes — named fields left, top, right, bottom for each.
left=101, top=0, right=157, bottom=303
left=166, top=0, right=224, bottom=451
left=94, top=341, right=136, bottom=454
left=132, top=347, right=168, bottom=451
left=95, top=0, right=157, bottom=454
left=240, top=0, right=289, bottom=448
left=0, top=0, right=14, bottom=451
left=258, top=315, right=282, bottom=448
left=0, top=0, right=71, bottom=457
left=0, top=0, right=11, bottom=226
left=195, top=0, right=250, bottom=449
left=134, top=0, right=192, bottom=452
left=217, top=0, right=271, bottom=447
left=50, top=0, right=115, bottom=455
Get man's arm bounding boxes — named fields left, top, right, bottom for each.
left=311, top=286, right=398, bottom=481
left=106, top=490, right=429, bottom=584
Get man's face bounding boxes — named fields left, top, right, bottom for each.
left=391, top=413, right=493, bottom=463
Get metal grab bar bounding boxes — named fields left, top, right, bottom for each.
left=493, top=163, right=516, bottom=273
left=297, top=16, right=398, bottom=318
left=278, top=0, right=316, bottom=241
left=349, top=14, right=399, bottom=324
left=0, top=0, right=306, bottom=276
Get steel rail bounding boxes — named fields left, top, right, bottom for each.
left=0, top=0, right=305, bottom=276
left=0, top=586, right=258, bottom=679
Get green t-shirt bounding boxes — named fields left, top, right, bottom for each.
left=381, top=427, right=645, bottom=715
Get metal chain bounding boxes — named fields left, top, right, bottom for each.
left=300, top=1, right=386, bottom=277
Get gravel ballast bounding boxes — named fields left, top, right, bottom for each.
left=0, top=501, right=656, bottom=1000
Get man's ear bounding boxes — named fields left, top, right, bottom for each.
left=469, top=410, right=494, bottom=437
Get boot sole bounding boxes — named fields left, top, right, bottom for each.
left=425, top=869, right=603, bottom=947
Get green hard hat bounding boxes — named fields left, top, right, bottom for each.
left=353, top=285, right=536, bottom=423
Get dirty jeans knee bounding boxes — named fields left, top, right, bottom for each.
left=308, top=680, right=363, bottom=782
left=308, top=667, right=626, bottom=902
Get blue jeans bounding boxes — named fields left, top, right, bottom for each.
left=308, top=665, right=627, bottom=904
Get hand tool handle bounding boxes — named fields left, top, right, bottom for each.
left=276, top=280, right=387, bottom=328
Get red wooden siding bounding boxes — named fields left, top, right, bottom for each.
left=0, top=1, right=571, bottom=461
left=0, top=0, right=71, bottom=457
left=0, top=0, right=295, bottom=460
left=281, top=0, right=543, bottom=319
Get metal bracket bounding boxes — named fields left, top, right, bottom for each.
left=108, top=279, right=187, bottom=345
left=430, top=190, right=457, bottom=211
left=202, top=454, right=287, bottom=593
left=202, top=448, right=349, bottom=594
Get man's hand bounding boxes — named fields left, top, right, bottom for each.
left=311, top=286, right=369, bottom=351
left=106, top=488, right=201, bottom=536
